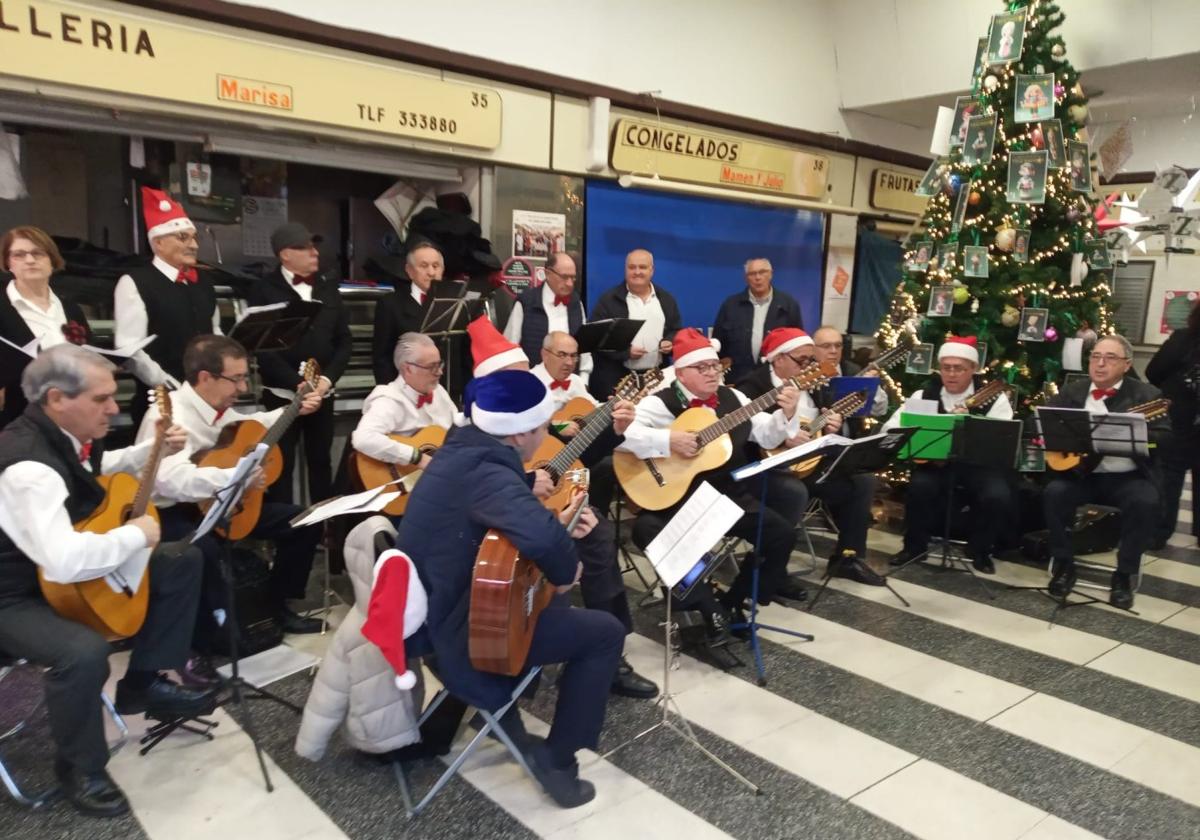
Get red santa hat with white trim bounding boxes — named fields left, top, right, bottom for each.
left=937, top=335, right=979, bottom=366
left=468, top=314, right=527, bottom=377
left=673, top=328, right=722, bottom=369
left=360, top=548, right=428, bottom=690
left=141, top=186, right=195, bottom=240
left=760, top=327, right=813, bottom=362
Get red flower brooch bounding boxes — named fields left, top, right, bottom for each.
left=61, top=320, right=87, bottom=346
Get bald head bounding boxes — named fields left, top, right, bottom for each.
left=624, top=249, right=654, bottom=296
left=812, top=326, right=844, bottom=367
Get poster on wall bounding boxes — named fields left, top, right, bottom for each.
left=1162, top=290, right=1200, bottom=335
left=500, top=256, right=544, bottom=296
left=242, top=196, right=289, bottom=258
left=512, top=210, right=566, bottom=260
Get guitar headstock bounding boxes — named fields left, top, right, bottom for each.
left=966, top=379, right=1007, bottom=409
left=1141, top=398, right=1171, bottom=421
left=298, top=358, right=322, bottom=392
left=612, top=373, right=641, bottom=402
left=837, top=390, right=869, bottom=415
left=873, top=342, right=913, bottom=371
left=789, top=362, right=832, bottom=392
left=154, top=385, right=172, bottom=423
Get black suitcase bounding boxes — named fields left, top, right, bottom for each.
left=1021, top=505, right=1122, bottom=563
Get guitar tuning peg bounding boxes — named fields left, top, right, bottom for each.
left=147, top=389, right=158, bottom=404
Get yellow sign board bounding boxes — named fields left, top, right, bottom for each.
left=0, top=0, right=503, bottom=148
left=610, top=118, right=829, bottom=199
left=870, top=168, right=928, bottom=215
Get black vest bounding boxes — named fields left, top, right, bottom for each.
left=920, top=379, right=990, bottom=415
left=126, top=264, right=218, bottom=380
left=0, top=405, right=106, bottom=605
left=658, top=385, right=752, bottom=494
left=517, top=285, right=583, bottom=365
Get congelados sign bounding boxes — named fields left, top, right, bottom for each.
left=610, top=118, right=829, bottom=199
left=0, top=0, right=502, bottom=149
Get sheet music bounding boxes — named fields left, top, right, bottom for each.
left=289, top=480, right=406, bottom=528
left=103, top=546, right=151, bottom=595
left=192, top=444, right=269, bottom=542
left=644, top=481, right=743, bottom=588
left=1092, top=412, right=1149, bottom=457
left=901, top=396, right=941, bottom=416
left=81, top=334, right=157, bottom=359
left=0, top=334, right=38, bottom=359
left=731, top=433, right=854, bottom=481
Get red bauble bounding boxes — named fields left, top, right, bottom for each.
left=1030, top=126, right=1045, bottom=149
left=968, top=190, right=981, bottom=205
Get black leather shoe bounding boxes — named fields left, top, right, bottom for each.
left=972, top=555, right=996, bottom=575
left=774, top=577, right=809, bottom=603
left=116, top=674, right=218, bottom=718
left=888, top=549, right=918, bottom=567
left=1110, top=572, right=1135, bottom=610
left=1047, top=559, right=1077, bottom=598
left=528, top=742, right=595, bottom=808
left=58, top=768, right=130, bottom=818
left=829, top=551, right=886, bottom=586
left=279, top=607, right=323, bottom=634
left=611, top=657, right=658, bottom=699
left=703, top=608, right=733, bottom=647
left=728, top=607, right=751, bottom=640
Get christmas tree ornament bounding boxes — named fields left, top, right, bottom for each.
left=983, top=75, right=1000, bottom=93
left=971, top=298, right=980, bottom=313
left=953, top=286, right=971, bottom=304
left=1066, top=207, right=1082, bottom=222
left=1044, top=326, right=1058, bottom=341
left=1001, top=305, right=1020, bottom=327
left=1054, top=82, right=1065, bottom=98
left=995, top=228, right=1017, bottom=251
left=1070, top=252, right=1088, bottom=286
left=1030, top=125, right=1045, bottom=148
left=1051, top=43, right=1065, bottom=58
left=1068, top=103, right=1089, bottom=123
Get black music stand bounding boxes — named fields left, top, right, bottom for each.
left=888, top=416, right=1021, bottom=601
left=420, top=280, right=484, bottom=400
left=230, top=301, right=322, bottom=353
left=574, top=318, right=645, bottom=355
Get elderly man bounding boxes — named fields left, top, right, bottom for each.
left=505, top=252, right=591, bottom=379
left=811, top=326, right=888, bottom=422
left=884, top=336, right=1014, bottom=574
left=248, top=222, right=352, bottom=506
left=0, top=345, right=216, bottom=817
left=1042, top=335, right=1171, bottom=609
left=712, top=257, right=804, bottom=383
left=372, top=241, right=448, bottom=385
left=115, top=187, right=222, bottom=428
left=589, top=249, right=681, bottom=400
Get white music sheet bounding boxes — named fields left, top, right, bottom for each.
left=644, top=481, right=743, bottom=588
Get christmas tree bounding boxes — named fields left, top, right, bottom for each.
left=879, top=0, right=1113, bottom=410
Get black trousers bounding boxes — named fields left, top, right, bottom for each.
left=0, top=544, right=203, bottom=774
left=575, top=514, right=632, bottom=634
left=1156, top=432, right=1200, bottom=541
left=1044, top=471, right=1159, bottom=575
left=764, top=470, right=875, bottom=556
left=263, top=392, right=336, bottom=507
left=632, top=491, right=795, bottom=607
left=904, top=463, right=1011, bottom=559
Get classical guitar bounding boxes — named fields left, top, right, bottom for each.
left=1045, top=397, right=1170, bottom=472
left=468, top=470, right=589, bottom=675
left=354, top=425, right=448, bottom=516
left=911, top=379, right=1010, bottom=465
left=526, top=370, right=662, bottom=511
left=612, top=362, right=832, bottom=511
left=765, top=389, right=869, bottom=478
left=39, top=386, right=172, bottom=640
left=195, top=359, right=321, bottom=539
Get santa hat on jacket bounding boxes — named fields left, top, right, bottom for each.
left=468, top=315, right=527, bottom=377
left=141, top=186, right=195, bottom=240
left=937, top=336, right=979, bottom=366
left=672, top=328, right=721, bottom=369
left=462, top=369, right=555, bottom=436
left=361, top=549, right=428, bottom=690
left=760, top=327, right=813, bottom=362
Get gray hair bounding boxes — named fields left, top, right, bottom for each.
left=21, top=344, right=115, bottom=405
left=1096, top=333, right=1133, bottom=360
left=744, top=257, right=773, bottom=273
left=393, top=332, right=436, bottom=371
left=405, top=242, right=443, bottom=266
left=542, top=330, right=574, bottom=350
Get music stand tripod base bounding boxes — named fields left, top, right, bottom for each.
left=140, top=712, right=219, bottom=756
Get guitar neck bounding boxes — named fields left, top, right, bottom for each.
left=697, top=386, right=784, bottom=446
left=547, top=400, right=616, bottom=478
left=130, top=434, right=167, bottom=518
left=807, top=394, right=864, bottom=433
left=262, top=387, right=308, bottom=449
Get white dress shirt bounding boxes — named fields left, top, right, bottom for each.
left=767, top=368, right=818, bottom=424
left=531, top=363, right=595, bottom=410
left=882, top=384, right=1013, bottom=431
left=137, top=382, right=282, bottom=506
left=619, top=383, right=800, bottom=460
left=279, top=266, right=315, bottom=303
left=503, top=285, right=592, bottom=377
left=0, top=433, right=154, bottom=584
left=625, top=286, right=666, bottom=371
left=1086, top=380, right=1136, bottom=474
left=7, top=282, right=69, bottom=349
left=114, top=256, right=222, bottom=387
left=351, top=381, right=456, bottom=464
left=750, top=290, right=773, bottom=361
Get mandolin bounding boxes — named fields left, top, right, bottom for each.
left=1044, top=397, right=1170, bottom=472
left=613, top=362, right=832, bottom=511
left=468, top=470, right=589, bottom=675
left=39, top=386, right=172, bottom=640
left=353, top=425, right=448, bottom=516
left=195, top=359, right=321, bottom=539
left=861, top=340, right=914, bottom=375
left=525, top=371, right=661, bottom=511
left=765, top=390, right=869, bottom=478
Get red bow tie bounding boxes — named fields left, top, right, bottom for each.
left=689, top=396, right=718, bottom=409
left=1091, top=388, right=1118, bottom=400
left=416, top=393, right=433, bottom=408
left=292, top=274, right=315, bottom=286
left=78, top=442, right=92, bottom=463
left=553, top=295, right=571, bottom=307
left=549, top=379, right=570, bottom=391
left=212, top=408, right=226, bottom=424
left=419, top=291, right=428, bottom=305
left=176, top=267, right=198, bottom=284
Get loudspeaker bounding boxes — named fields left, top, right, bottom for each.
left=586, top=96, right=610, bottom=173
left=1021, top=505, right=1122, bottom=563
left=207, top=547, right=283, bottom=658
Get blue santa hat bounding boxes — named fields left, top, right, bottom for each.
left=463, top=369, right=555, bottom=436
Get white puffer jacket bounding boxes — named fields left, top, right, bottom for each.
left=294, top=517, right=423, bottom=760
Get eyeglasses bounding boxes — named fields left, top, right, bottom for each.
left=170, top=232, right=199, bottom=245
left=546, top=268, right=578, bottom=282
left=785, top=353, right=815, bottom=367
left=1089, top=353, right=1128, bottom=364
left=545, top=349, right=580, bottom=360
left=687, top=362, right=724, bottom=374
left=216, top=373, right=251, bottom=386
left=406, top=360, right=445, bottom=373
left=7, top=248, right=48, bottom=261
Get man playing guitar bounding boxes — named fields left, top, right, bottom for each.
left=397, top=369, right=623, bottom=809
left=139, top=335, right=325, bottom=643
left=1043, top=334, right=1170, bottom=608
left=0, top=345, right=217, bottom=817
left=883, top=336, right=1014, bottom=574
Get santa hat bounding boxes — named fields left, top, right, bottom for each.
left=937, top=336, right=979, bottom=366
left=673, top=328, right=720, bottom=369
left=141, top=186, right=195, bottom=240
left=463, top=369, right=555, bottom=436
left=361, top=549, right=428, bottom=690
left=468, top=314, right=527, bottom=377
left=760, top=327, right=813, bottom=362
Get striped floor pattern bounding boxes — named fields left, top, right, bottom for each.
left=3, top=527, right=1200, bottom=840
